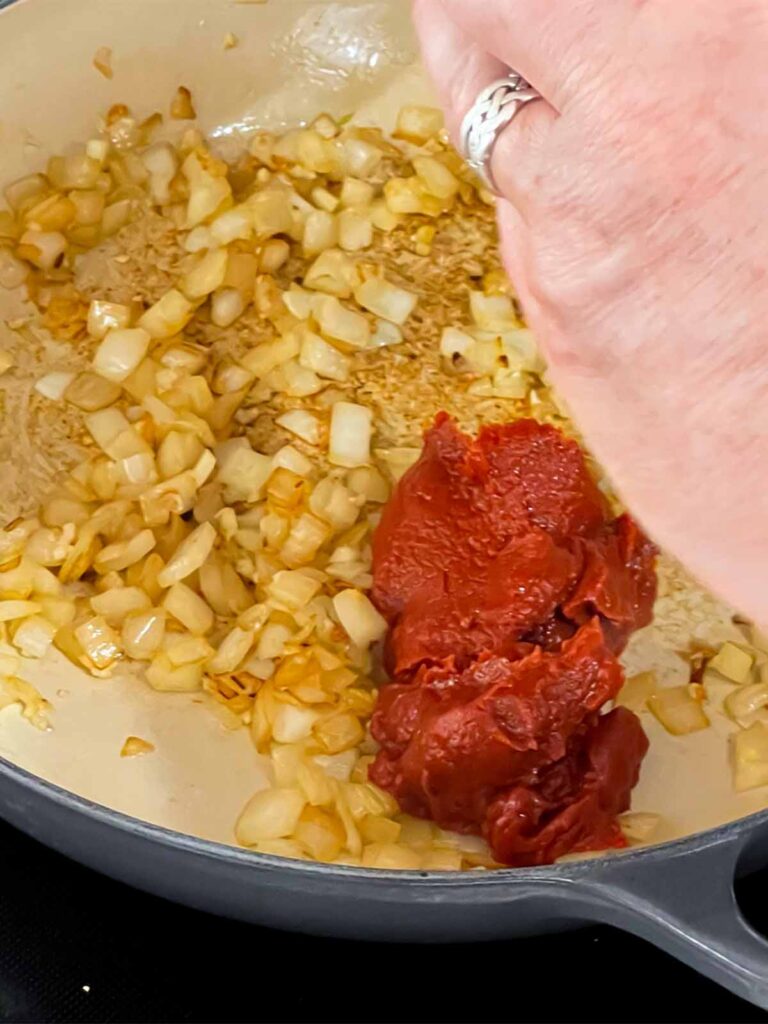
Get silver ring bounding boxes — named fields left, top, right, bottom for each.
left=460, top=73, right=543, bottom=195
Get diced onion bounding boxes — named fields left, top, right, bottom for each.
left=648, top=686, right=710, bottom=736
left=0, top=248, right=28, bottom=290
left=275, top=410, right=323, bottom=446
left=374, top=446, right=420, bottom=482
left=383, top=177, right=427, bottom=215
left=122, top=609, right=166, bottom=659
left=394, top=105, right=444, bottom=144
left=315, top=296, right=370, bottom=349
left=724, top=682, right=768, bottom=727
left=259, top=239, right=290, bottom=273
left=294, top=806, right=345, bottom=860
left=207, top=625, right=254, bottom=673
left=267, top=570, right=321, bottom=610
left=303, top=210, right=338, bottom=256
left=166, top=636, right=214, bottom=667
left=93, top=327, right=151, bottom=382
left=329, top=402, right=372, bottom=468
left=157, top=431, right=204, bottom=480
left=500, top=329, right=544, bottom=373
left=493, top=368, right=529, bottom=399
left=440, top=326, right=475, bottom=361
left=469, top=291, right=518, bottom=331
left=210, top=207, right=252, bottom=245
left=0, top=640, right=24, bottom=674
left=257, top=622, right=292, bottom=660
left=146, top=651, right=203, bottom=692
left=709, top=642, right=754, bottom=684
left=171, top=86, right=196, bottom=120
left=87, top=300, right=131, bottom=340
left=0, top=601, right=44, bottom=625
left=332, top=589, right=387, bottom=648
left=278, top=360, right=322, bottom=398
left=616, top=671, right=657, bottom=714
left=65, top=373, right=122, bottom=412
left=296, top=130, right=343, bottom=175
left=309, top=478, right=359, bottom=530
left=139, top=289, right=195, bottom=339
left=185, top=226, right=214, bottom=253
left=354, top=278, right=417, bottom=325
left=314, top=750, right=357, bottom=782
left=275, top=705, right=323, bottom=746
left=11, top=615, right=56, bottom=658
left=240, top=334, right=300, bottom=378
left=342, top=138, right=382, bottom=177
left=281, top=514, right=330, bottom=567
left=338, top=209, right=373, bottom=252
left=733, top=722, right=768, bottom=792
left=421, top=849, right=462, bottom=871
left=157, top=521, right=217, bottom=588
left=35, top=372, right=76, bottom=400
left=0, top=675, right=51, bottom=728
left=47, top=154, right=101, bottom=190
left=303, top=249, right=358, bottom=298
left=74, top=616, right=122, bottom=669
left=211, top=287, right=245, bottom=327
left=101, top=199, right=133, bottom=237
left=370, top=319, right=402, bottom=348
left=247, top=189, right=294, bottom=239
left=95, top=529, right=156, bottom=573
left=340, top=178, right=375, bottom=208
left=346, top=466, right=389, bottom=503
left=271, top=445, right=313, bottom=477
left=91, top=586, right=151, bottom=626
left=267, top=468, right=305, bottom=509
left=181, top=248, right=228, bottom=299
left=299, top=330, right=350, bottom=382
left=42, top=497, right=91, bottom=528
left=413, top=156, right=460, bottom=199
left=369, top=200, right=401, bottom=233
left=4, top=173, right=48, bottom=212
left=236, top=787, right=306, bottom=845
left=142, top=142, right=178, bottom=204
left=312, top=186, right=339, bottom=213
left=216, top=444, right=272, bottom=503
left=619, top=812, right=663, bottom=844
left=18, top=230, right=67, bottom=270
left=120, top=736, right=155, bottom=758
left=182, top=150, right=231, bottom=228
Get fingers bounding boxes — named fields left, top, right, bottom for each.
left=413, top=0, right=557, bottom=210
left=412, top=0, right=508, bottom=140
left=435, top=0, right=629, bottom=110
left=496, top=200, right=541, bottom=320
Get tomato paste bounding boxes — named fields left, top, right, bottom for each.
left=370, top=415, right=657, bottom=866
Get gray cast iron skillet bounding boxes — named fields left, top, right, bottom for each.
left=2, top=755, right=768, bottom=1008
left=0, top=0, right=766, bottom=1006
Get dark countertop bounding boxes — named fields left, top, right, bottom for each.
left=0, top=818, right=766, bottom=1024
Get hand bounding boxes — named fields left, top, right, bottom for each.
left=413, top=0, right=768, bottom=624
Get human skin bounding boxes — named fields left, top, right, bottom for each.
left=412, top=0, right=768, bottom=625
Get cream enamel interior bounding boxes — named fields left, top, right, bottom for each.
left=0, top=0, right=766, bottom=854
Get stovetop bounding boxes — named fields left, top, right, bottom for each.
left=0, top=818, right=766, bottom=1024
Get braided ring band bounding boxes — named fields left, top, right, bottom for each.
left=459, top=73, right=543, bottom=195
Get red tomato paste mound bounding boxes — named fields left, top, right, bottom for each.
left=370, top=414, right=657, bottom=867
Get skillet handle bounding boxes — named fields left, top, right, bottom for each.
left=576, top=835, right=768, bottom=1009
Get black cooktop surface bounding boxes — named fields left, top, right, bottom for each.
left=1, top=818, right=766, bottom=1024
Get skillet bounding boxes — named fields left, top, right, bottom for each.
left=1, top=0, right=768, bottom=1007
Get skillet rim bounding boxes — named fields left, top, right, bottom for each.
left=2, top=751, right=766, bottom=884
